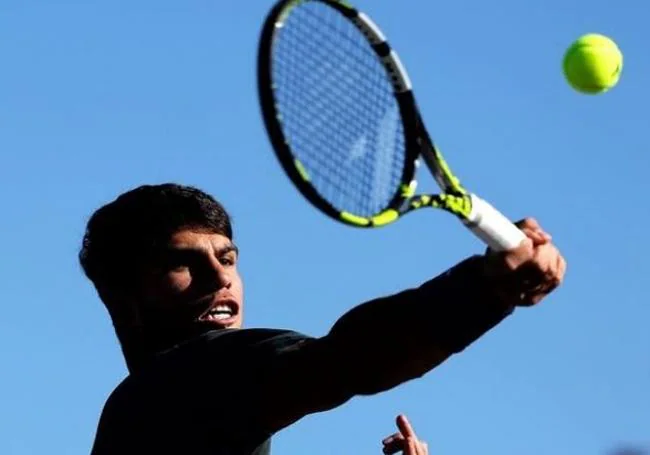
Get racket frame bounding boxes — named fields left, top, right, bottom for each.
left=258, top=0, right=419, bottom=227
left=257, top=0, right=526, bottom=251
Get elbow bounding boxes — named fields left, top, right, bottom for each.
left=343, top=345, right=451, bottom=396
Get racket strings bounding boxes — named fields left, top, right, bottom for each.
left=271, top=2, right=406, bottom=217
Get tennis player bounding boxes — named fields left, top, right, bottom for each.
left=82, top=183, right=565, bottom=455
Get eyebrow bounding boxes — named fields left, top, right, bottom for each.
left=216, top=244, right=239, bottom=257
left=161, top=242, right=239, bottom=257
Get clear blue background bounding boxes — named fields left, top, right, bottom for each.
left=1, top=0, right=648, bottom=454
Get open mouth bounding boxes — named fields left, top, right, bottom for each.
left=203, top=304, right=235, bottom=321
left=197, top=299, right=239, bottom=326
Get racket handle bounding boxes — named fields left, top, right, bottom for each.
left=464, top=194, right=527, bottom=252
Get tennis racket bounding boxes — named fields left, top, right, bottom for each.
left=256, top=0, right=526, bottom=251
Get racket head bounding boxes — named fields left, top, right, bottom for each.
left=257, top=0, right=423, bottom=227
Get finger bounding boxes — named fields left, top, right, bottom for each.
left=556, top=253, right=567, bottom=283
left=516, top=218, right=552, bottom=244
left=515, top=217, right=542, bottom=232
left=405, top=437, right=419, bottom=455
left=520, top=226, right=550, bottom=246
left=486, top=236, right=534, bottom=276
left=534, top=243, right=555, bottom=272
left=396, top=415, right=417, bottom=439
left=382, top=437, right=405, bottom=455
left=413, top=440, right=427, bottom=455
left=420, top=441, right=429, bottom=455
left=538, top=244, right=565, bottom=285
left=382, top=433, right=403, bottom=446
left=520, top=244, right=563, bottom=305
left=515, top=217, right=540, bottom=229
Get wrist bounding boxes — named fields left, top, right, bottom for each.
left=482, top=251, right=528, bottom=308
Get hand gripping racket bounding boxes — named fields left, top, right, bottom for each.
left=256, top=0, right=526, bottom=251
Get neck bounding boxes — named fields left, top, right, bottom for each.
left=118, top=324, right=218, bottom=373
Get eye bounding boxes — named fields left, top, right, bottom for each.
left=164, top=259, right=188, bottom=273
left=158, top=251, right=192, bottom=272
left=219, top=254, right=236, bottom=267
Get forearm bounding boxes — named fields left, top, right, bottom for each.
left=259, top=255, right=515, bottom=432
left=327, top=254, right=515, bottom=394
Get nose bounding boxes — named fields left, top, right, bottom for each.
left=212, top=261, right=232, bottom=289
left=198, top=257, right=232, bottom=291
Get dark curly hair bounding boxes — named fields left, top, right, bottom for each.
left=79, top=183, right=233, bottom=297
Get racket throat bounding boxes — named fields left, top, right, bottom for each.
left=418, top=135, right=465, bottom=195
left=403, top=193, right=471, bottom=215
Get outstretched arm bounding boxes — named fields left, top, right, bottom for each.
left=258, top=218, right=566, bottom=433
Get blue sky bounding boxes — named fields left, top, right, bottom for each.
left=1, top=0, right=648, bottom=454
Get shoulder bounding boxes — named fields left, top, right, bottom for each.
left=94, top=330, right=308, bottom=409
left=232, top=328, right=313, bottom=348
left=91, top=329, right=313, bottom=452
left=195, top=328, right=315, bottom=360
left=204, top=327, right=311, bottom=343
left=89, top=375, right=140, bottom=454
left=162, top=327, right=312, bottom=354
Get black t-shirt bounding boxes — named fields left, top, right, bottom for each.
left=89, top=256, right=516, bottom=454
left=90, top=328, right=313, bottom=455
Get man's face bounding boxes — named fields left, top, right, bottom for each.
left=134, top=229, right=244, bottom=335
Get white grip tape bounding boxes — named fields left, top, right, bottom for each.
left=463, top=194, right=526, bottom=251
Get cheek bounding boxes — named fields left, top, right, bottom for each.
left=165, top=270, right=193, bottom=294
left=230, top=271, right=244, bottom=299
left=144, top=271, right=192, bottom=302
left=233, top=273, right=244, bottom=295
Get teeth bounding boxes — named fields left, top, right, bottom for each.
left=201, top=303, right=235, bottom=322
left=206, top=313, right=231, bottom=321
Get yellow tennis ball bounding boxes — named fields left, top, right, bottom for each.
left=563, top=33, right=623, bottom=94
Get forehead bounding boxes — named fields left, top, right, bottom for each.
left=167, top=229, right=234, bottom=250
